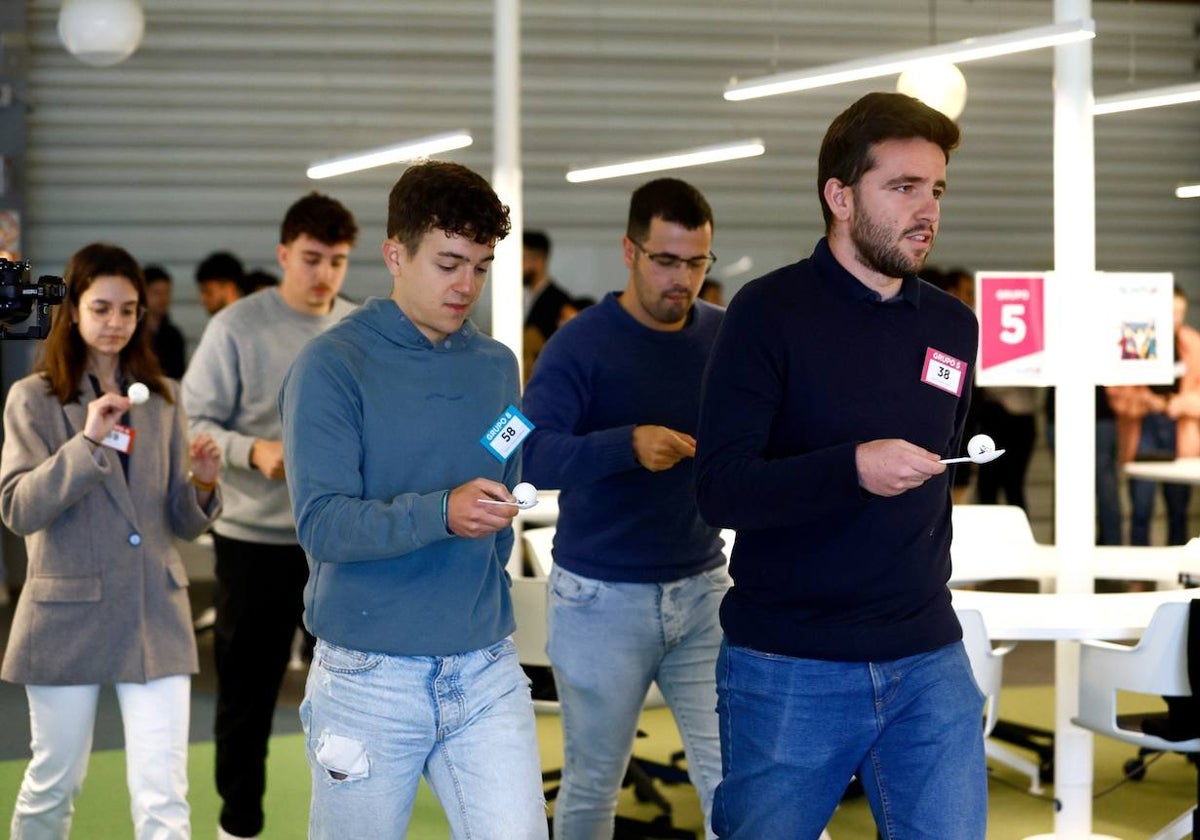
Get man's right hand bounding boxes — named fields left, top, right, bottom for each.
left=633, top=425, right=697, bottom=472
left=447, top=478, right=519, bottom=538
left=250, top=439, right=286, bottom=480
left=855, top=439, right=945, bottom=497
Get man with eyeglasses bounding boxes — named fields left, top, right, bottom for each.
left=183, top=192, right=358, bottom=840
left=523, top=178, right=727, bottom=839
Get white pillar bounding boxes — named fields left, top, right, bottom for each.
left=491, top=0, right=525, bottom=576
left=491, top=0, right=523, bottom=373
left=1047, top=2, right=1103, bottom=839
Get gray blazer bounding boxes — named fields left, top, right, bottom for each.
left=0, top=373, right=220, bottom=685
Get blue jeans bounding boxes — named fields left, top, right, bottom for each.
left=547, top=564, right=728, bottom=840
left=1096, top=418, right=1122, bottom=546
left=712, top=640, right=987, bottom=840
left=1129, top=413, right=1192, bottom=546
left=300, top=637, right=548, bottom=840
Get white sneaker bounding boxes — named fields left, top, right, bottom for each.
left=218, top=827, right=258, bottom=840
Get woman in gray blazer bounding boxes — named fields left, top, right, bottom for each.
left=0, top=243, right=222, bottom=839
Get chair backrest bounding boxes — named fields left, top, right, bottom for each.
left=950, top=504, right=1051, bottom=584
left=510, top=576, right=552, bottom=668
left=956, top=608, right=1009, bottom=736
left=523, top=526, right=556, bottom=578
left=1075, top=600, right=1200, bottom=753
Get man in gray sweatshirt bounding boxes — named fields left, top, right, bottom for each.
left=182, top=193, right=358, bottom=840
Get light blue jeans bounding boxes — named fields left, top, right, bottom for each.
left=300, top=637, right=548, bottom=840
left=712, top=639, right=987, bottom=840
left=547, top=564, right=728, bottom=840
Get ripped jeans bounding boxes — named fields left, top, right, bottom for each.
left=300, top=637, right=548, bottom=840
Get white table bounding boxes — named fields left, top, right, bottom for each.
left=950, top=587, right=1199, bottom=839
left=1123, top=457, right=1200, bottom=484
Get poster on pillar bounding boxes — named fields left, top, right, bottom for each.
left=975, top=272, right=1050, bottom=386
left=1091, top=272, right=1175, bottom=386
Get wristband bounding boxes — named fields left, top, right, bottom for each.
left=442, top=490, right=452, bottom=535
left=82, top=434, right=102, bottom=448
left=188, top=471, right=218, bottom=492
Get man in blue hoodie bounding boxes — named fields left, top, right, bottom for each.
left=695, top=93, right=986, bottom=838
left=280, top=161, right=547, bottom=839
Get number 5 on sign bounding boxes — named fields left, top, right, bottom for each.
left=976, top=272, right=1047, bottom=386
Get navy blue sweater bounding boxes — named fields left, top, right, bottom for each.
left=523, top=292, right=725, bottom=583
left=695, top=240, right=978, bottom=662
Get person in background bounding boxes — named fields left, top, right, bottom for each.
left=1, top=242, right=221, bottom=839
left=241, top=268, right=280, bottom=295
left=195, top=251, right=245, bottom=316
left=973, top=386, right=1040, bottom=512
left=1109, top=286, right=1200, bottom=546
left=523, top=229, right=579, bottom=379
left=698, top=278, right=724, bottom=306
left=280, top=160, right=546, bottom=840
left=183, top=193, right=358, bottom=840
left=694, top=92, right=986, bottom=838
left=523, top=178, right=726, bottom=839
left=143, top=264, right=187, bottom=379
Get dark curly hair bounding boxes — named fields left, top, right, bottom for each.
left=387, top=161, right=511, bottom=254
left=280, top=192, right=359, bottom=247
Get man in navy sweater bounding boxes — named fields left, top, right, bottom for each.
left=695, top=92, right=986, bottom=839
left=523, top=178, right=727, bottom=839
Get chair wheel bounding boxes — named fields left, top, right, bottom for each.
left=1123, top=757, right=1146, bottom=781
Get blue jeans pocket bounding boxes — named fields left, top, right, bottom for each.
left=549, top=566, right=602, bottom=606
left=316, top=641, right=383, bottom=674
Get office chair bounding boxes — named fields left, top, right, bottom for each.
left=956, top=608, right=1044, bottom=794
left=1074, top=600, right=1200, bottom=840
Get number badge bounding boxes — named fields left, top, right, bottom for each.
left=480, top=405, right=535, bottom=462
left=921, top=347, right=967, bottom=397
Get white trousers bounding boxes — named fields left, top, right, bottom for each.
left=11, top=675, right=192, bottom=840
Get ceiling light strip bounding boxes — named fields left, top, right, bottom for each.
left=1094, top=82, right=1200, bottom=116
left=566, top=139, right=765, bottom=184
left=724, top=19, right=1096, bottom=102
left=306, top=131, right=473, bottom=179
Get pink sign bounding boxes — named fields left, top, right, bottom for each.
left=978, top=274, right=1045, bottom=373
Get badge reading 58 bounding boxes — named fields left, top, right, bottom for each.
left=480, top=405, right=535, bottom=462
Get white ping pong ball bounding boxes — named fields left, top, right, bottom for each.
left=967, top=433, right=994, bottom=459
left=128, top=382, right=150, bottom=405
left=512, top=482, right=538, bottom=509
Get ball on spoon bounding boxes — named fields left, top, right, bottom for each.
left=127, top=382, right=150, bottom=405
left=512, top=482, right=538, bottom=509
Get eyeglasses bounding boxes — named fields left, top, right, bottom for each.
left=83, top=302, right=146, bottom=323
left=631, top=240, right=717, bottom=274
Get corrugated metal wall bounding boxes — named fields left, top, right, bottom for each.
left=17, top=0, right=1200, bottom=344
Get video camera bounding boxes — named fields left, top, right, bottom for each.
left=0, top=258, right=66, bottom=340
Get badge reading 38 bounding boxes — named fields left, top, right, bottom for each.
left=481, top=405, right=535, bottom=462
left=921, top=347, right=967, bottom=397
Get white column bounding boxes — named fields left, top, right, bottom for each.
left=491, top=0, right=525, bottom=576
left=491, top=0, right=523, bottom=372
left=1042, top=2, right=1108, bottom=839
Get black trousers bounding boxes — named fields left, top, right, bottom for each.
left=212, top=533, right=310, bottom=838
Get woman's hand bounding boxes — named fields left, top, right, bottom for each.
left=82, top=393, right=132, bottom=444
left=189, top=433, right=221, bottom=485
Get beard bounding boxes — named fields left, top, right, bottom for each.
left=522, top=270, right=537, bottom=287
left=850, top=208, right=931, bottom=280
